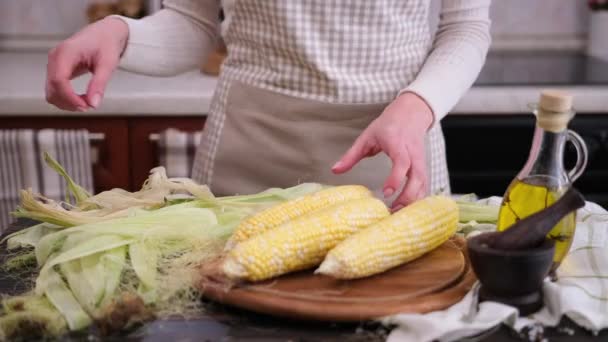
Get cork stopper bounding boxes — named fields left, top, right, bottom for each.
left=536, top=90, right=574, bottom=133
left=539, top=90, right=573, bottom=113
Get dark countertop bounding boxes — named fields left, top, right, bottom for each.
left=1, top=220, right=607, bottom=342
left=475, top=51, right=608, bottom=86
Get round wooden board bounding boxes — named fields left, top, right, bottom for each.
left=199, top=237, right=477, bottom=322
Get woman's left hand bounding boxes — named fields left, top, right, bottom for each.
left=331, top=92, right=434, bottom=211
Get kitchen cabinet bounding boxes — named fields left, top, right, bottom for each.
left=128, top=117, right=205, bottom=188
left=2, top=113, right=608, bottom=208
left=0, top=116, right=130, bottom=193
left=442, top=114, right=608, bottom=208
left=0, top=115, right=206, bottom=193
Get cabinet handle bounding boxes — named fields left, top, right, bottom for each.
left=87, top=133, right=104, bottom=165
left=89, top=132, right=105, bottom=142
left=149, top=133, right=160, bottom=142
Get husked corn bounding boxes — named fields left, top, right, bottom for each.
left=225, top=185, right=372, bottom=249
left=222, top=197, right=390, bottom=282
left=316, top=196, right=459, bottom=279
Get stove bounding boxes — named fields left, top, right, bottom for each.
left=474, top=51, right=608, bottom=86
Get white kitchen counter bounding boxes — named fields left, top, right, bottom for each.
left=453, top=86, right=608, bottom=114
left=1, top=52, right=607, bottom=116
left=0, top=52, right=217, bottom=116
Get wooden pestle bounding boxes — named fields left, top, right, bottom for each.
left=486, top=187, right=586, bottom=250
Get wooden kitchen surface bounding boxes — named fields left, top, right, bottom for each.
left=200, top=238, right=475, bottom=322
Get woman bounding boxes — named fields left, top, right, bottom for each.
left=45, top=0, right=491, bottom=210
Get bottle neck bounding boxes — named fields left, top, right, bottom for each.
left=519, top=124, right=567, bottom=186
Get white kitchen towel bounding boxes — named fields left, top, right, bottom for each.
left=0, top=129, right=94, bottom=231
left=382, top=197, right=608, bottom=342
left=156, top=128, right=202, bottom=178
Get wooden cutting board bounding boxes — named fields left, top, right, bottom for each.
left=199, top=237, right=476, bottom=322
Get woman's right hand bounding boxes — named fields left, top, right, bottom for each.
left=46, top=17, right=129, bottom=111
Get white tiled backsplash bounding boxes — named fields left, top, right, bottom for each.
left=0, top=0, right=593, bottom=51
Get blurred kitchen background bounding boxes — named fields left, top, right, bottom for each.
left=0, top=1, right=596, bottom=53
left=0, top=0, right=607, bottom=229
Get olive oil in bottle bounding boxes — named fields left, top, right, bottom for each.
left=497, top=178, right=575, bottom=267
left=496, top=90, right=588, bottom=273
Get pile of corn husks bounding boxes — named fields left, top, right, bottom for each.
left=0, top=153, right=499, bottom=341
left=0, top=153, right=327, bottom=341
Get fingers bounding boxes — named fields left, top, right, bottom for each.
left=391, top=146, right=427, bottom=211
left=86, top=54, right=117, bottom=108
left=332, top=135, right=378, bottom=174
left=45, top=46, right=90, bottom=111
left=382, top=151, right=411, bottom=198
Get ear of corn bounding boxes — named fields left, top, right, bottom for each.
left=222, top=197, right=390, bottom=282
left=316, top=196, right=459, bottom=279
left=225, top=185, right=372, bottom=249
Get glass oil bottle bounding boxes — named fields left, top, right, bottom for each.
left=496, top=90, right=588, bottom=274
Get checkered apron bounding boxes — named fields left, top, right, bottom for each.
left=192, top=0, right=450, bottom=196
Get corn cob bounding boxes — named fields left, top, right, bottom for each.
left=225, top=185, right=372, bottom=249
left=222, top=197, right=390, bottom=282
left=316, top=195, right=459, bottom=279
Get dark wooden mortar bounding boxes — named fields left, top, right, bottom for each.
left=467, top=234, right=555, bottom=315
left=466, top=187, right=585, bottom=316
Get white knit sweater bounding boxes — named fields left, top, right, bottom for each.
left=116, top=0, right=491, bottom=121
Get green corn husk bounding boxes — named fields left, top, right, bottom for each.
left=129, top=242, right=158, bottom=302
left=457, top=202, right=499, bottom=223
left=12, top=190, right=136, bottom=227
left=98, top=248, right=127, bottom=309
left=455, top=194, right=500, bottom=223
left=0, top=152, right=336, bottom=339
left=43, top=152, right=92, bottom=206
left=12, top=165, right=325, bottom=229
left=43, top=269, right=92, bottom=331
left=33, top=205, right=216, bottom=266
left=1, top=222, right=61, bottom=250
left=12, top=166, right=217, bottom=227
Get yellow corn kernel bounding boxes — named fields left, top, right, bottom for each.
left=225, top=185, right=372, bottom=249
left=222, top=197, right=390, bottom=282
left=316, top=196, right=459, bottom=279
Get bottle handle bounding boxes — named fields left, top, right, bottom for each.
left=566, top=129, right=588, bottom=182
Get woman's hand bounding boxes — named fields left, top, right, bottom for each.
left=332, top=92, right=434, bottom=211
left=45, top=17, right=129, bottom=111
